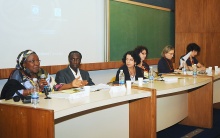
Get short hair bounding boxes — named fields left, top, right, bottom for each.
left=186, top=43, right=201, bottom=53
left=161, top=45, right=174, bottom=57
left=122, top=51, right=141, bottom=65
left=68, top=51, right=82, bottom=60
left=134, top=45, right=149, bottom=56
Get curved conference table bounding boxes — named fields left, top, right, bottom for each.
left=0, top=74, right=213, bottom=138
left=132, top=74, right=213, bottom=132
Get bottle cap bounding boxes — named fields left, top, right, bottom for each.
left=33, top=78, right=37, bottom=82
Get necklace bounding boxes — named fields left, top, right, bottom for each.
left=190, top=57, right=194, bottom=65
left=164, top=57, right=174, bottom=71
left=20, top=70, right=36, bottom=86
left=128, top=67, right=136, bottom=78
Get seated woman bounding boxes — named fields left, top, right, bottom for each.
left=180, top=43, right=206, bottom=71
left=134, top=46, right=150, bottom=78
left=115, top=51, right=144, bottom=82
left=0, top=50, right=51, bottom=100
left=0, top=50, right=82, bottom=100
left=158, top=45, right=175, bottom=74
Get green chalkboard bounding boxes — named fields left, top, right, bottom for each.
left=110, top=1, right=174, bottom=61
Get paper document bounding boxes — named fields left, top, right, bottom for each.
left=180, top=51, right=192, bottom=66
left=90, top=83, right=111, bottom=92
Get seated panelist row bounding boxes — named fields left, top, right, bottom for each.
left=0, top=44, right=205, bottom=100
left=0, top=50, right=94, bottom=100
left=115, top=45, right=152, bottom=83
left=158, top=43, right=206, bottom=74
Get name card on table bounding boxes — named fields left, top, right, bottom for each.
left=109, top=85, right=126, bottom=97
left=50, top=90, right=89, bottom=100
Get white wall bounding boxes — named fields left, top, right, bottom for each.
left=0, top=0, right=106, bottom=69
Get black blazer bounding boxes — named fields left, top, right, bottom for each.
left=55, top=67, right=95, bottom=86
left=115, top=65, right=144, bottom=81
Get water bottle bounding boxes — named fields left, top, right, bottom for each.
left=31, top=78, right=39, bottom=105
left=193, top=64, right=197, bottom=77
left=149, top=66, right=154, bottom=83
left=144, top=71, right=149, bottom=78
left=119, top=70, right=125, bottom=85
left=182, top=61, right=187, bottom=75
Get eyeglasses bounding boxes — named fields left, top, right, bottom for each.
left=26, top=60, right=41, bottom=64
left=168, top=52, right=174, bottom=55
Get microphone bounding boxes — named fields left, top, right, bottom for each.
left=40, top=74, right=46, bottom=80
left=40, top=74, right=51, bottom=99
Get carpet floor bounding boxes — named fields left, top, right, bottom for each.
left=157, top=108, right=220, bottom=138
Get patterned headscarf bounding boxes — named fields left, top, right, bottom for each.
left=16, top=50, right=36, bottom=70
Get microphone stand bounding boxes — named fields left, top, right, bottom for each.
left=44, top=85, right=51, bottom=99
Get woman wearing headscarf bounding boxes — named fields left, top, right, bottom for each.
left=0, top=50, right=50, bottom=100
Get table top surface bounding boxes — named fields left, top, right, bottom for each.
left=133, top=74, right=212, bottom=96
left=0, top=88, right=151, bottom=119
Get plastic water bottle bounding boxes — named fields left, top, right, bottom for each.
left=31, top=78, right=39, bottom=105
left=182, top=61, right=187, bottom=75
left=144, top=71, right=149, bottom=78
left=119, top=70, right=125, bottom=85
left=149, top=66, right=154, bottom=83
left=193, top=64, right=197, bottom=77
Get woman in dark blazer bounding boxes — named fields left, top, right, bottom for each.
left=158, top=45, right=175, bottom=74
left=115, top=51, right=144, bottom=82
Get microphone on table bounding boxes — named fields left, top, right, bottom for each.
left=40, top=74, right=51, bottom=99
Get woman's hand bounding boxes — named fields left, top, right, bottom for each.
left=38, top=79, right=48, bottom=91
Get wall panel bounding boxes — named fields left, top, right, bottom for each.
left=206, top=0, right=220, bottom=32
left=175, top=0, right=220, bottom=68
left=175, top=0, right=205, bottom=33
left=206, top=33, right=220, bottom=66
